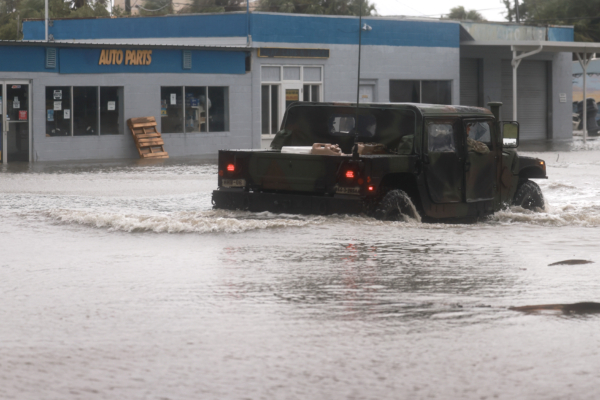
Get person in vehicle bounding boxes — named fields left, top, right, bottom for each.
left=466, top=123, right=490, bottom=154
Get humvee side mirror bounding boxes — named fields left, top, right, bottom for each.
left=502, top=121, right=519, bottom=148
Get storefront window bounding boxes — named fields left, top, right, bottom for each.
left=45, top=86, right=124, bottom=137
left=161, top=86, right=229, bottom=133
left=7, top=85, right=29, bottom=122
left=161, top=87, right=183, bottom=134
left=270, top=85, right=278, bottom=133
left=389, top=80, right=452, bottom=104
left=303, top=84, right=320, bottom=102
left=45, top=87, right=72, bottom=136
left=421, top=81, right=452, bottom=105
left=389, top=80, right=420, bottom=103
left=73, top=87, right=98, bottom=136
left=208, top=87, right=229, bottom=132
left=184, top=87, right=207, bottom=133
left=261, top=66, right=322, bottom=137
left=100, top=87, right=124, bottom=135
left=261, top=84, right=280, bottom=135
left=261, top=86, right=270, bottom=134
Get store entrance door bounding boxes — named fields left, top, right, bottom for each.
left=1, top=81, right=31, bottom=164
left=281, top=83, right=303, bottom=115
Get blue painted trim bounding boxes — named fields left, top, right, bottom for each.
left=59, top=48, right=246, bottom=74
left=0, top=46, right=49, bottom=72
left=0, top=45, right=245, bottom=74
left=548, top=27, right=574, bottom=42
left=23, top=13, right=460, bottom=48
left=250, top=14, right=460, bottom=47
left=24, top=13, right=249, bottom=41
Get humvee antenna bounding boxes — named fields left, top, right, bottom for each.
left=352, top=0, right=364, bottom=158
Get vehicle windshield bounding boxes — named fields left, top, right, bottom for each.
left=282, top=105, right=416, bottom=154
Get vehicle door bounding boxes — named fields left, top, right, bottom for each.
left=423, top=118, right=463, bottom=203
left=463, top=119, right=496, bottom=202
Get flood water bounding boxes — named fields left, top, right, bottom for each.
left=2, top=141, right=600, bottom=399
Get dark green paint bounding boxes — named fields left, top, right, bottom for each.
left=213, top=102, right=547, bottom=221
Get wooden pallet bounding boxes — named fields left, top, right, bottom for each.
left=127, top=117, right=169, bottom=159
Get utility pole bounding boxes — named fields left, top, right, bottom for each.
left=45, top=0, right=48, bottom=41
left=352, top=0, right=364, bottom=158
left=515, top=0, right=520, bottom=23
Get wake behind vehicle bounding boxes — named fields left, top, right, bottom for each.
left=212, top=101, right=547, bottom=221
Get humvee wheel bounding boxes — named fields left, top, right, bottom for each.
left=375, top=190, right=419, bottom=221
left=513, top=180, right=545, bottom=211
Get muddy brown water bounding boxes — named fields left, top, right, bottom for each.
left=2, top=142, right=600, bottom=399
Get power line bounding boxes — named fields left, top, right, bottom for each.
left=527, top=15, right=600, bottom=23
left=421, top=7, right=506, bottom=17
left=391, top=0, right=425, bottom=16
left=136, top=0, right=171, bottom=11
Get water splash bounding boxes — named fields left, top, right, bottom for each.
left=490, top=205, right=600, bottom=227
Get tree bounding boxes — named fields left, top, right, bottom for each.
left=257, top=0, right=376, bottom=16
left=503, top=0, right=600, bottom=42
left=502, top=0, right=529, bottom=23
left=447, top=5, right=485, bottom=21
left=0, top=0, right=110, bottom=40
left=178, top=0, right=245, bottom=14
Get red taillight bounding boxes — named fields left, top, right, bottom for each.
left=345, top=170, right=354, bottom=179
left=227, top=164, right=235, bottom=172
left=368, top=185, right=374, bottom=191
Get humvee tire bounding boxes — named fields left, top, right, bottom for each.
left=513, top=180, right=545, bottom=211
left=375, top=190, right=419, bottom=221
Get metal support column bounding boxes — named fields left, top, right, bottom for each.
left=511, top=45, right=543, bottom=121
left=576, top=52, right=595, bottom=144
left=45, top=0, right=48, bottom=41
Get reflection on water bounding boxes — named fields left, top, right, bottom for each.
left=1, top=150, right=600, bottom=399
left=219, top=237, right=516, bottom=326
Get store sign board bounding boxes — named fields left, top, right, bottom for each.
left=59, top=48, right=246, bottom=75
left=258, top=48, right=330, bottom=59
left=99, top=49, right=152, bottom=66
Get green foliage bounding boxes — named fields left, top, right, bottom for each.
left=0, top=0, right=109, bottom=40
left=177, top=0, right=245, bottom=14
left=257, top=0, right=376, bottom=16
left=503, top=0, right=600, bottom=42
left=447, top=6, right=485, bottom=21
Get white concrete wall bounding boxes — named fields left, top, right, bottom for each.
left=252, top=42, right=461, bottom=148
left=1, top=71, right=252, bottom=162
left=460, top=45, right=573, bottom=141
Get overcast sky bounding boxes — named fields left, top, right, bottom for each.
left=371, top=0, right=509, bottom=22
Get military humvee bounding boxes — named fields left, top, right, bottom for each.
left=212, top=102, right=547, bottom=221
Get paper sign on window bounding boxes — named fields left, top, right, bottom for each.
left=107, top=101, right=116, bottom=111
left=285, top=90, right=299, bottom=101
left=18, top=111, right=27, bottom=121
left=170, top=93, right=176, bottom=105
left=53, top=90, right=62, bottom=100
left=47, top=110, right=54, bottom=122
left=64, top=109, right=70, bottom=119
left=54, top=101, right=62, bottom=111
left=13, top=97, right=20, bottom=109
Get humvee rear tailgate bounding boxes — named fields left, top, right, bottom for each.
left=249, top=153, right=339, bottom=193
